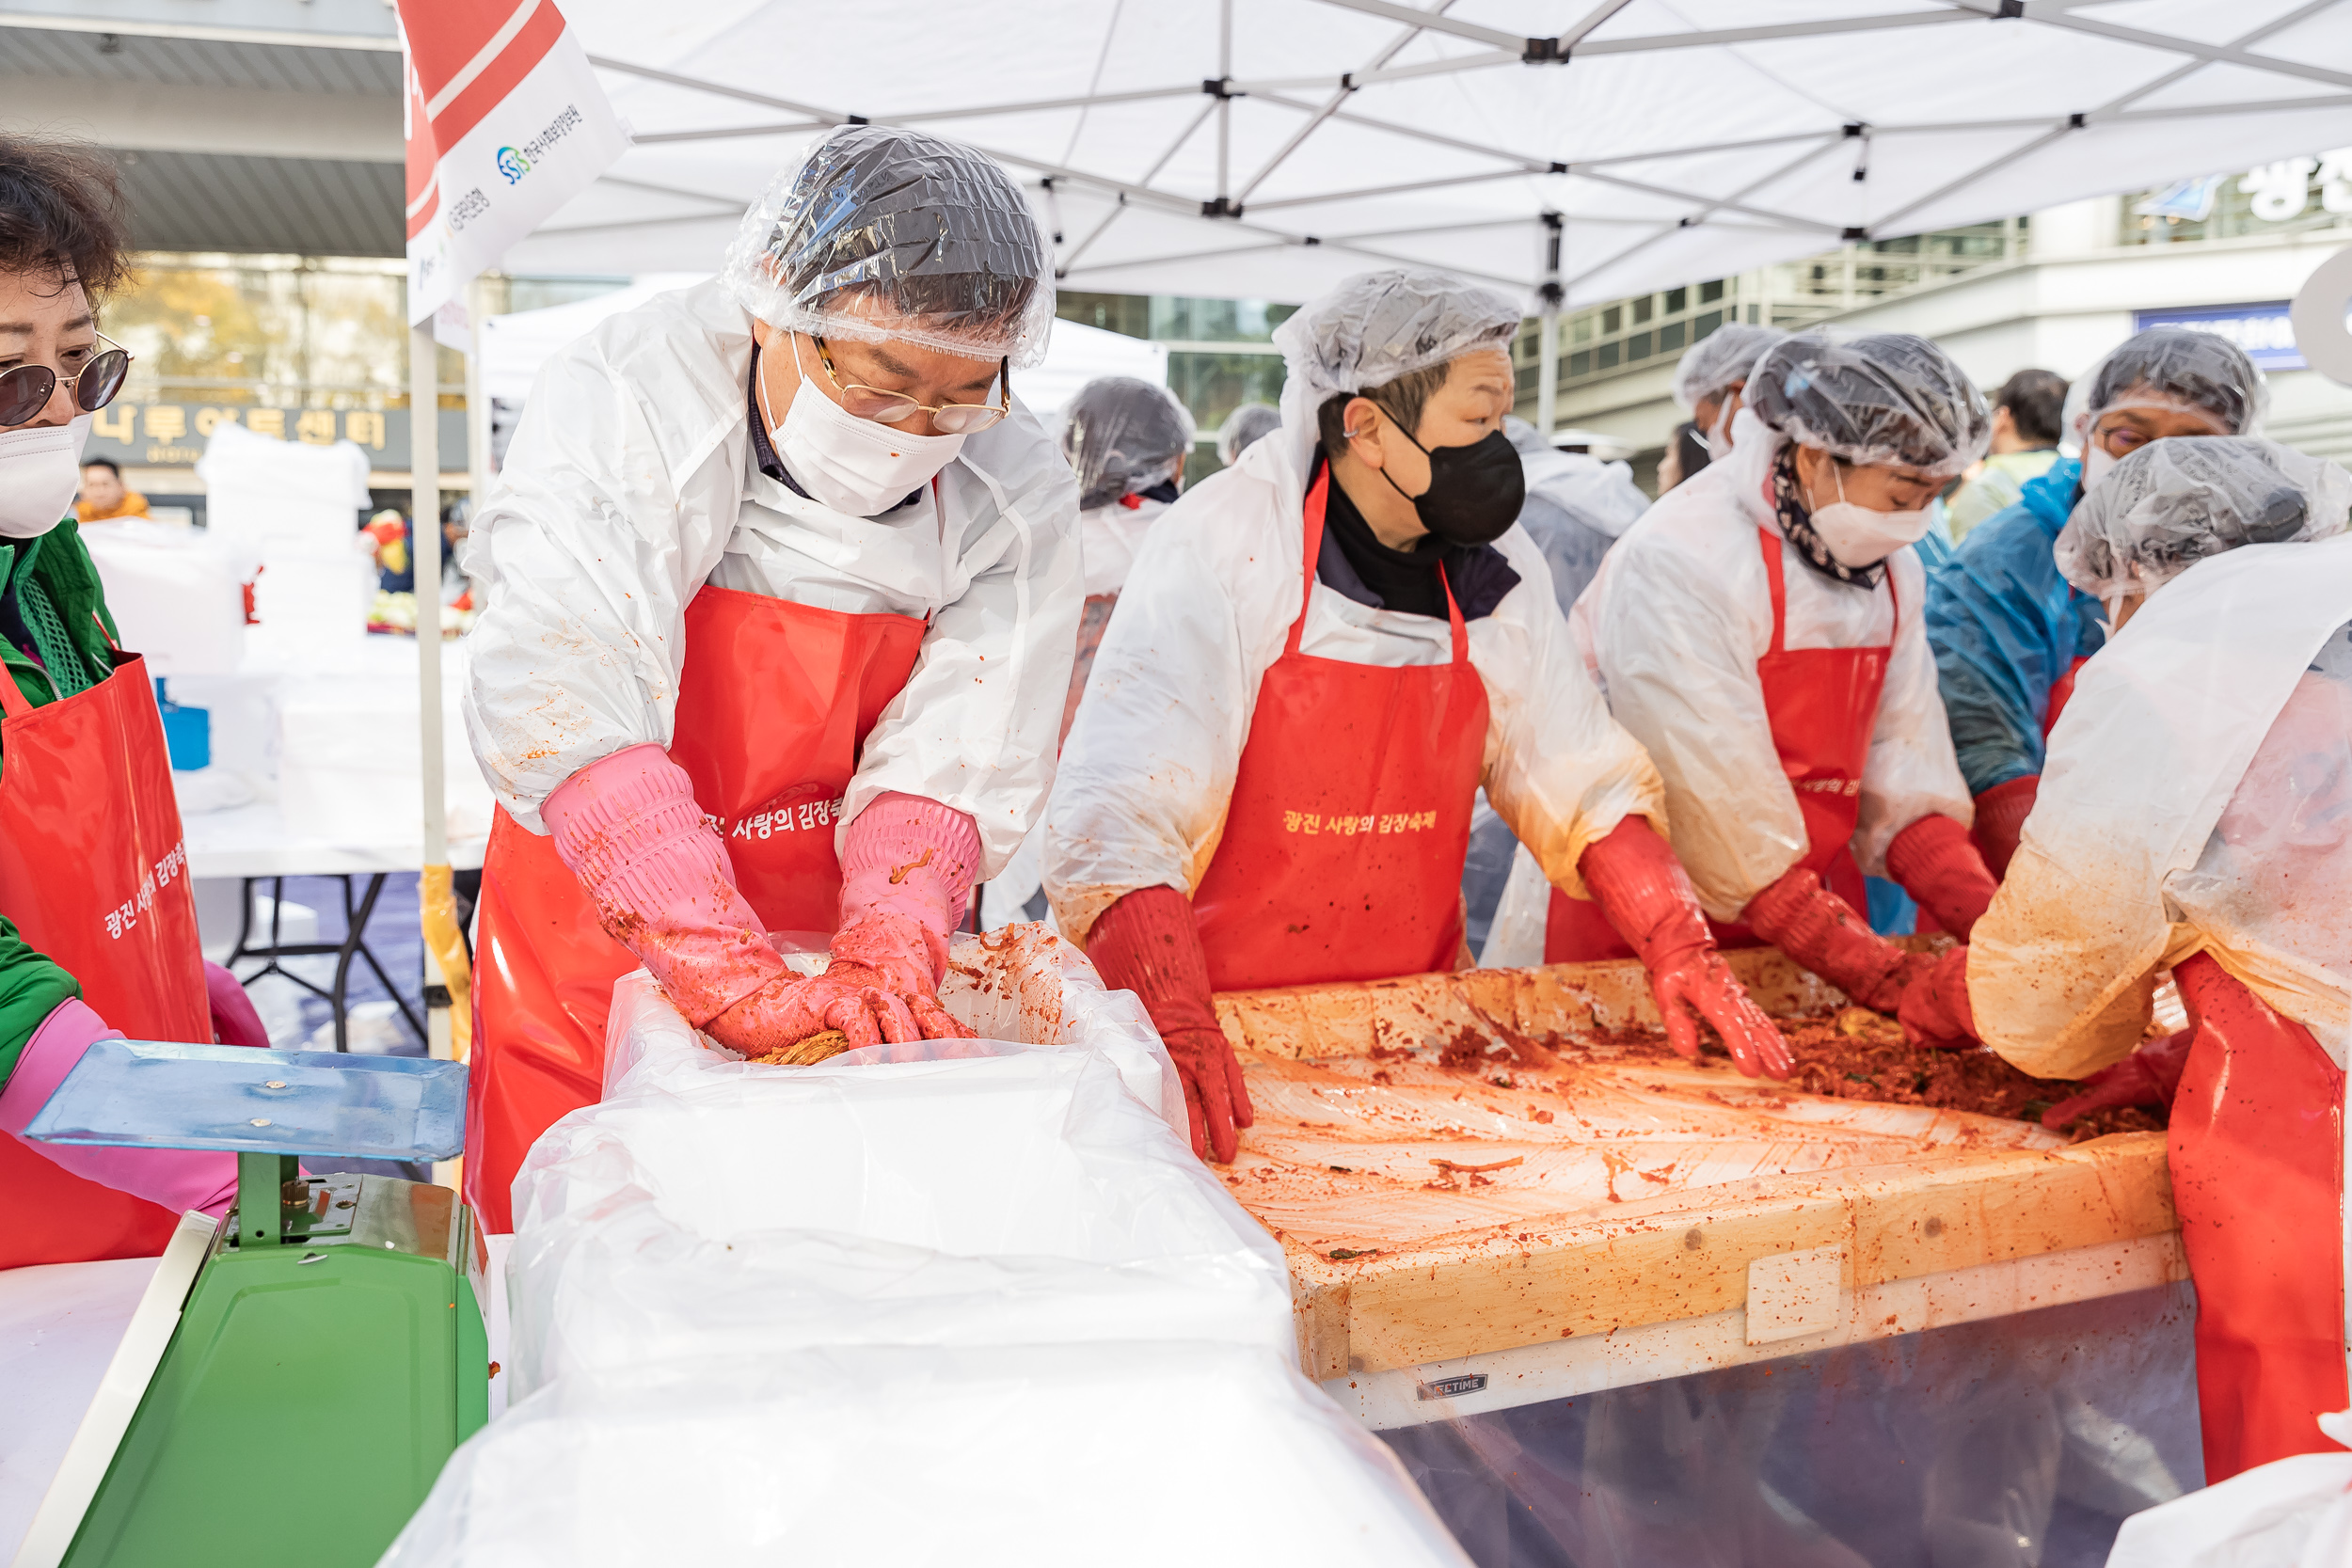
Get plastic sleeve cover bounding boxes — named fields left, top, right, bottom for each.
left=1081, top=885, right=1221, bottom=1038
left=1922, top=467, right=2097, bottom=796
left=1853, top=549, right=1976, bottom=878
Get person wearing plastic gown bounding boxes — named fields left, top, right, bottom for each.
left=0, top=135, right=273, bottom=1270
left=460, top=126, right=1082, bottom=1231
left=1045, top=266, right=1790, bottom=1164
left=1901, top=436, right=2352, bottom=1484
left=1564, top=334, right=2001, bottom=1025
left=1925, top=327, right=2265, bottom=878
left=1056, top=374, right=1194, bottom=740
left=1215, top=402, right=1280, bottom=469
left=1461, top=418, right=1652, bottom=953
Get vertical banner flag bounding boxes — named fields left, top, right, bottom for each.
left=400, top=0, right=628, bottom=325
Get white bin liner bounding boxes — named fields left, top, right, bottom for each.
left=383, top=925, right=1469, bottom=1566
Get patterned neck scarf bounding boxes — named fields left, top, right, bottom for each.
left=1771, top=445, right=1884, bottom=592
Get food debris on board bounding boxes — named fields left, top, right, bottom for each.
left=1218, top=1002, right=2159, bottom=1267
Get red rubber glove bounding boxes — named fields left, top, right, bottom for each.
left=1970, top=775, right=2039, bottom=880
left=545, top=745, right=785, bottom=1026
left=1085, top=885, right=1254, bottom=1164
left=2040, top=1029, right=2193, bottom=1132
left=1579, top=818, right=1791, bottom=1079
left=834, top=793, right=986, bottom=1041
left=1898, top=945, right=1977, bottom=1049
left=1741, top=867, right=1931, bottom=1014
left=1883, top=814, right=2000, bottom=942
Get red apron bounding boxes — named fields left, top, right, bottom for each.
left=1190, top=466, right=1488, bottom=992
left=468, top=584, right=925, bottom=1230
left=1548, top=526, right=1888, bottom=961
left=2168, top=950, right=2348, bottom=1482
left=0, top=651, right=209, bottom=1270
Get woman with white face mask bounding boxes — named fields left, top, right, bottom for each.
left=0, top=135, right=277, bottom=1271
left=1564, top=334, right=1996, bottom=1022
left=1924, top=328, right=2264, bottom=879
left=461, top=127, right=1081, bottom=1232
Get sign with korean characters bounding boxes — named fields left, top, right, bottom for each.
left=82, top=403, right=469, bottom=471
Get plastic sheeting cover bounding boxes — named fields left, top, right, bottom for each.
left=384, top=926, right=1469, bottom=1566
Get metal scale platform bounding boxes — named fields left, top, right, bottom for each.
left=11, top=1040, right=484, bottom=1568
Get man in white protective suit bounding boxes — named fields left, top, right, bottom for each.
left=458, top=127, right=1081, bottom=1231
left=1899, top=436, right=2352, bottom=1487
left=1044, top=267, right=1788, bottom=1164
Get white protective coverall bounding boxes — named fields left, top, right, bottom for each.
left=1042, top=375, right=1663, bottom=945
left=462, top=277, right=1081, bottom=861
left=1566, top=409, right=1973, bottom=923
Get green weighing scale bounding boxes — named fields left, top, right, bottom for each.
left=12, top=1040, right=485, bottom=1568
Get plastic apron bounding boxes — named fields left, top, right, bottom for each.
left=1548, top=526, right=1889, bottom=960
left=1190, top=465, right=1488, bottom=991
left=469, top=585, right=924, bottom=1231
left=0, top=648, right=209, bottom=1270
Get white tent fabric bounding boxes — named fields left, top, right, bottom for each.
left=501, top=0, right=2352, bottom=309
left=1016, top=319, right=1171, bottom=426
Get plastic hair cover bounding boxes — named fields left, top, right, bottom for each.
left=1216, top=402, right=1282, bottom=467
left=1273, top=267, right=1523, bottom=405
left=722, top=124, right=1056, bottom=368
left=2056, top=436, right=2351, bottom=600
left=2059, top=325, right=2268, bottom=450
left=1671, top=322, right=1791, bottom=412
left=1746, top=332, right=1992, bottom=479
left=1060, top=375, right=1197, bottom=511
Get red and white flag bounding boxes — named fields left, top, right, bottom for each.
left=399, top=0, right=629, bottom=325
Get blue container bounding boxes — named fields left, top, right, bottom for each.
left=154, top=677, right=211, bottom=771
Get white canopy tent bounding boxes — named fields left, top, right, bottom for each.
left=507, top=0, right=2352, bottom=314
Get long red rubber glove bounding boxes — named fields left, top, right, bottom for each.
left=833, top=793, right=983, bottom=1041
left=1883, top=814, right=2000, bottom=942
left=2040, top=1029, right=2194, bottom=1132
left=1742, top=866, right=1932, bottom=1015
left=1085, top=885, right=1253, bottom=1164
left=545, top=745, right=910, bottom=1056
left=1579, top=818, right=1792, bottom=1080
left=1897, top=945, right=1976, bottom=1049
left=1970, top=775, right=2039, bottom=880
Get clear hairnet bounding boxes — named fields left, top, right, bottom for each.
left=1746, top=332, right=1992, bottom=479
left=1058, top=376, right=1196, bottom=511
left=1216, top=403, right=1281, bottom=467
left=2059, top=326, right=2268, bottom=450
left=2055, top=436, right=2350, bottom=601
left=722, top=125, right=1055, bottom=368
left=1272, top=267, right=1522, bottom=405
left=1672, top=323, right=1790, bottom=412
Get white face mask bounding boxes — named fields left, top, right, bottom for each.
left=762, top=334, right=966, bottom=517
left=1704, top=397, right=1736, bottom=457
left=1805, top=461, right=1932, bottom=568
left=0, top=415, right=92, bottom=539
left=2082, top=443, right=2120, bottom=492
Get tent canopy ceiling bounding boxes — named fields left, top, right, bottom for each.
left=501, top=0, right=2352, bottom=309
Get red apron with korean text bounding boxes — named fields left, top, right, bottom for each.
left=1190, top=466, right=1488, bottom=991
left=468, top=585, right=924, bottom=1231
left=2168, top=950, right=2349, bottom=1482
left=1549, top=526, right=1889, bottom=959
left=0, top=650, right=208, bottom=1270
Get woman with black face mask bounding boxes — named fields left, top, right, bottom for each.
left=1043, top=267, right=1788, bottom=1165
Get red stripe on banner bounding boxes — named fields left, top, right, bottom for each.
left=429, top=1, right=567, bottom=154
left=405, top=60, right=440, bottom=239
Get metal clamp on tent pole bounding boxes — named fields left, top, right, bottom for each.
left=1521, top=37, right=1568, bottom=63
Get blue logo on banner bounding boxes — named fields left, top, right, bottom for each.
left=496, top=146, right=532, bottom=185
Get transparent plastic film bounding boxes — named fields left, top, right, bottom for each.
left=1746, top=332, right=1991, bottom=479
left=1059, top=375, right=1195, bottom=511
left=2054, top=436, right=2351, bottom=603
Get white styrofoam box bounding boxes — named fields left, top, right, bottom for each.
left=78, top=521, right=247, bottom=677
left=274, top=646, right=495, bottom=846
left=194, top=420, right=370, bottom=555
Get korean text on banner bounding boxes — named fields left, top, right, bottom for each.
left=400, top=0, right=628, bottom=325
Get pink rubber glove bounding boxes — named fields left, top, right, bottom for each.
left=544, top=745, right=787, bottom=1028
left=0, top=999, right=240, bottom=1215
left=206, top=961, right=270, bottom=1048
left=703, top=965, right=923, bottom=1058
left=833, top=793, right=982, bottom=1041
left=1085, top=885, right=1254, bottom=1164
left=1579, top=818, right=1792, bottom=1080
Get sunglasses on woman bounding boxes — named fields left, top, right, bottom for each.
left=811, top=336, right=1009, bottom=435
left=0, top=330, right=134, bottom=428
